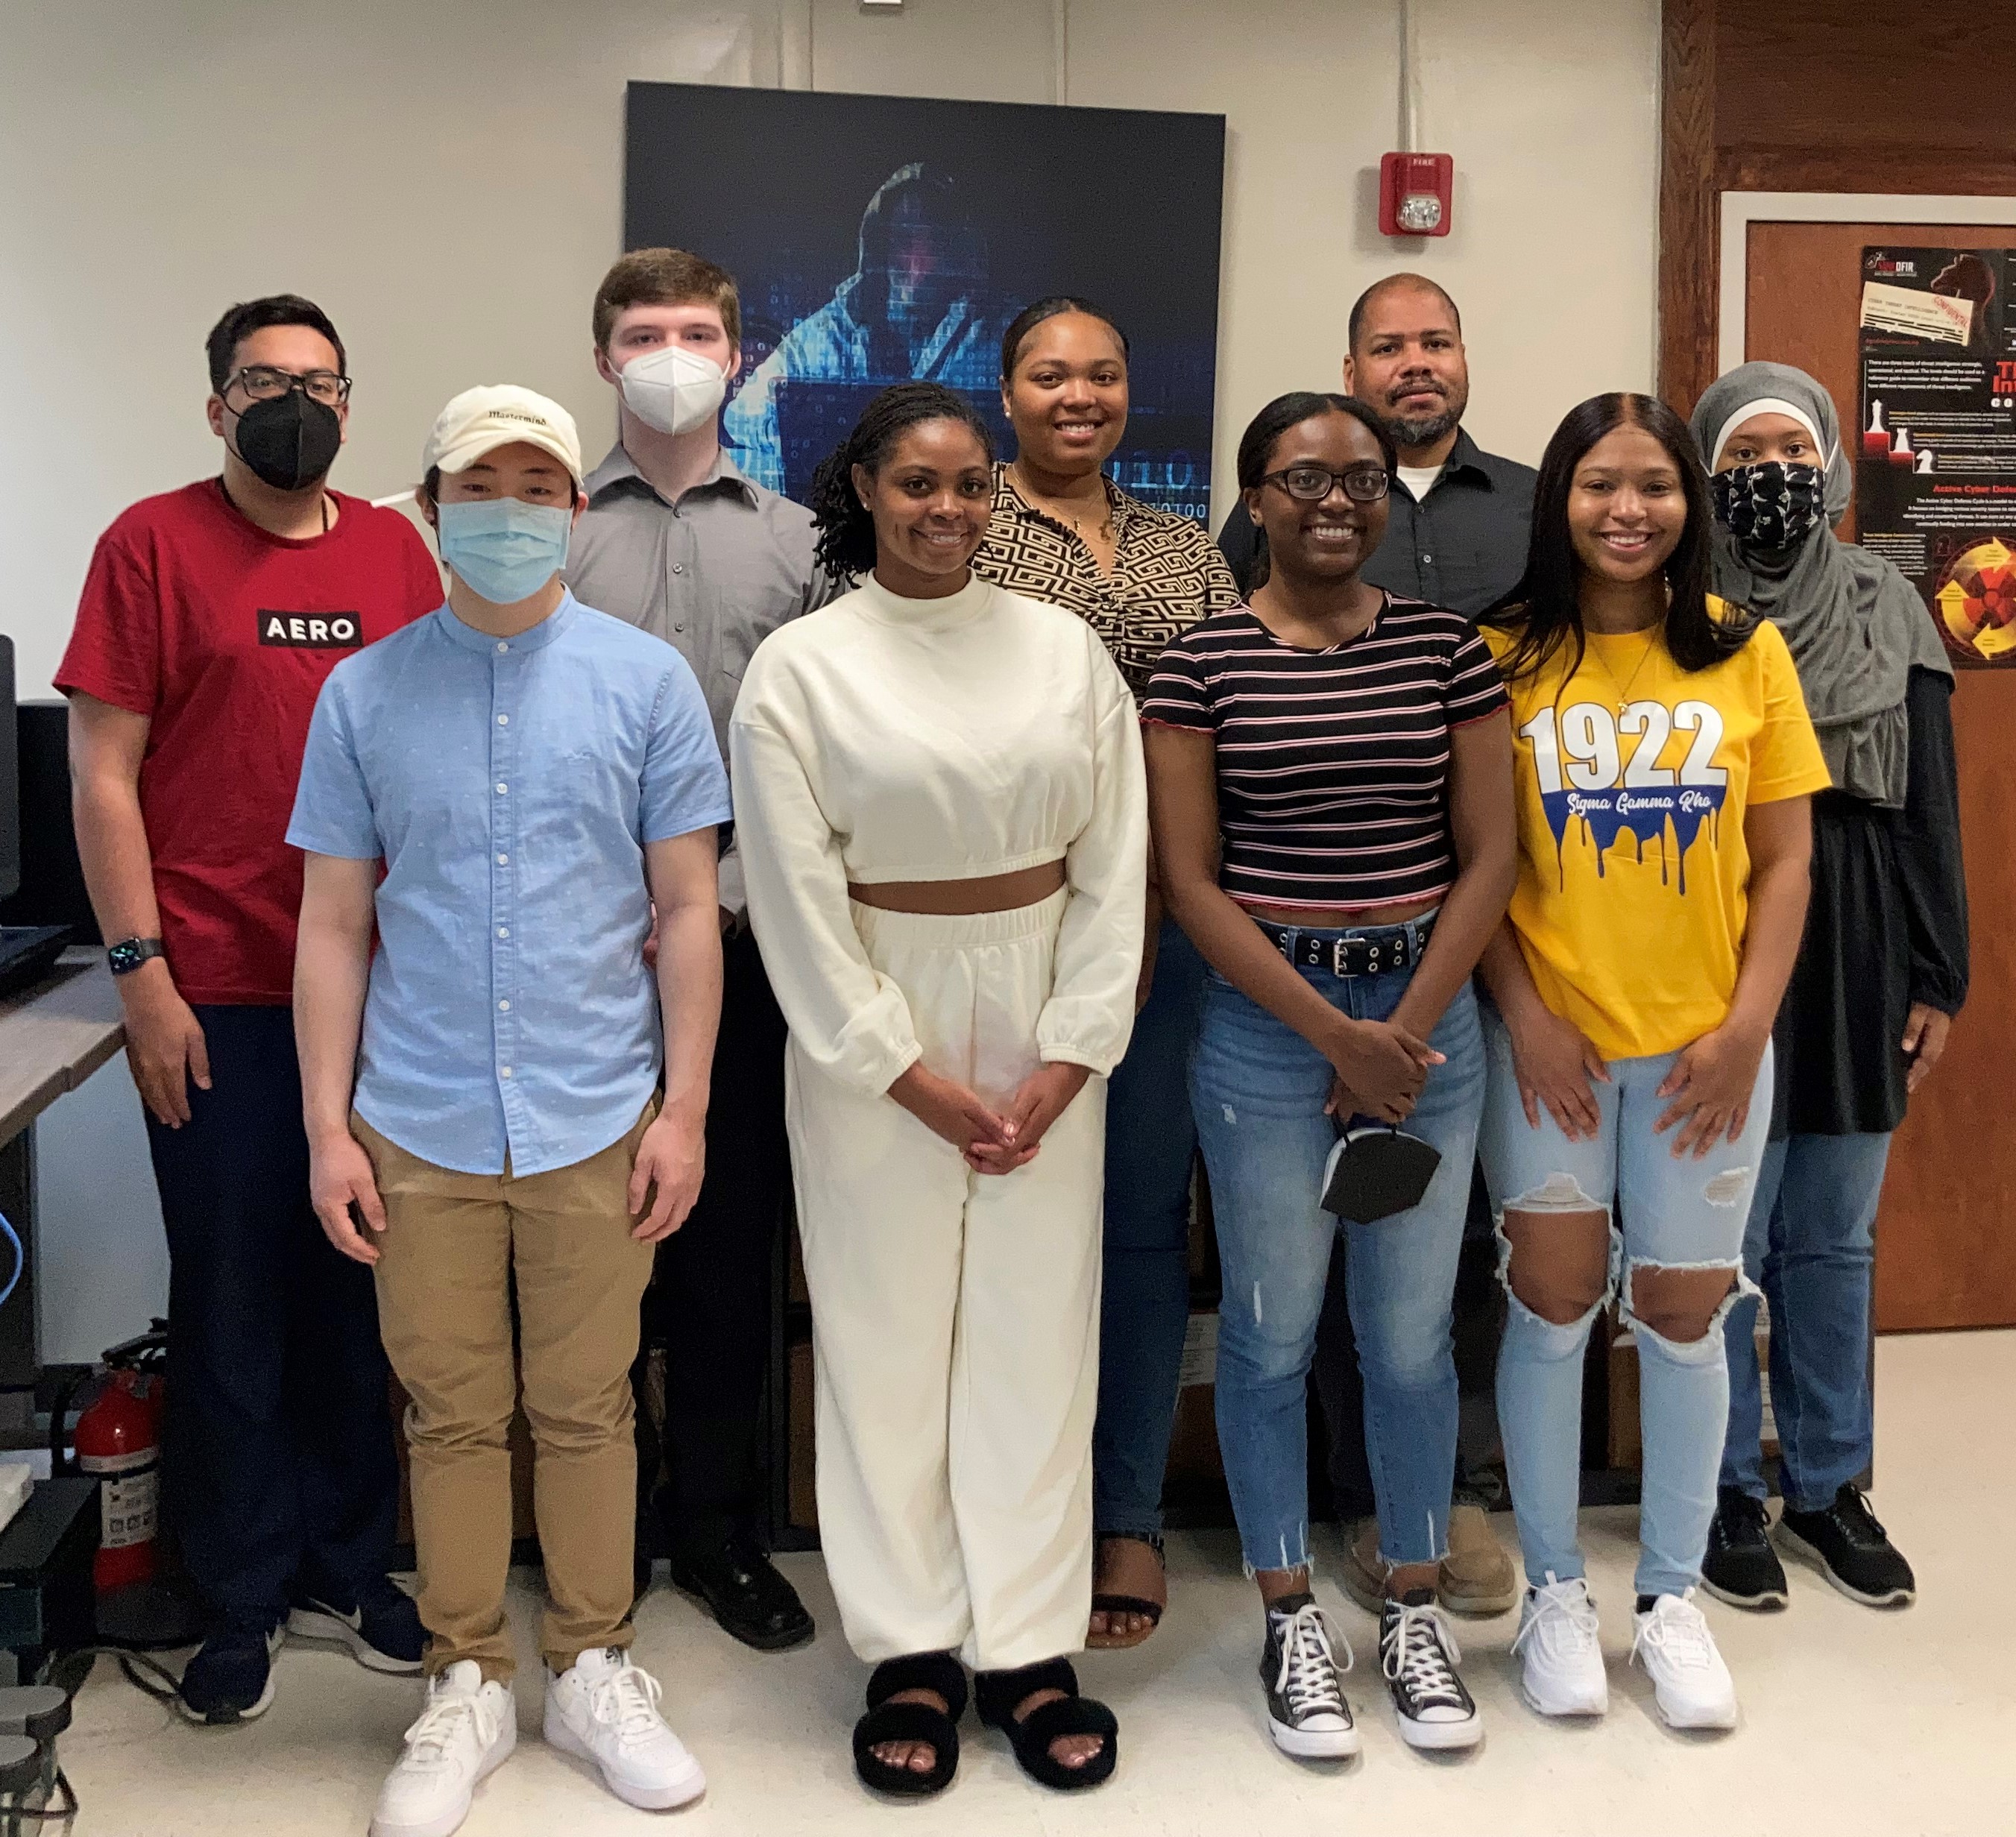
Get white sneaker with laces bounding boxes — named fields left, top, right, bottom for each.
left=1630, top=1590, right=1738, bottom=1730
left=1261, top=1597, right=1360, bottom=1758
left=544, top=1646, right=706, bottom=1809
left=1511, top=1574, right=1608, bottom=1718
left=371, top=1660, right=516, bottom=1837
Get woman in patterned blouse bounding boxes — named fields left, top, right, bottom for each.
left=971, top=297, right=1239, bottom=1650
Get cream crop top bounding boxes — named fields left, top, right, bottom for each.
left=729, top=573, right=1147, bottom=1095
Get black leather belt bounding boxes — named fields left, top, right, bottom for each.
left=1260, top=911, right=1437, bottom=978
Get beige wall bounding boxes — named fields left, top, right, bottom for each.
left=1, top=0, right=1659, bottom=700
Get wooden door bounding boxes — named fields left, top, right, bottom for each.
left=1743, top=219, right=2016, bottom=1332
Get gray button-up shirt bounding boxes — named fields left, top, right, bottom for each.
left=565, top=444, right=837, bottom=914
left=1215, top=426, right=1536, bottom=616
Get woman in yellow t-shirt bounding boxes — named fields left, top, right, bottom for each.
left=1474, top=393, right=1829, bottom=1734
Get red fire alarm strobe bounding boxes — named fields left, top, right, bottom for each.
left=1379, top=151, right=1453, bottom=237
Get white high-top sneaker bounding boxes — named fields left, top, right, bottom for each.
left=1630, top=1590, right=1739, bottom=1730
left=1511, top=1574, right=1609, bottom=1717
left=371, top=1660, right=516, bottom=1837
left=544, top=1646, right=706, bottom=1810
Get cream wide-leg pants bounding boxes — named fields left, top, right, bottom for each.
left=786, top=887, right=1106, bottom=1673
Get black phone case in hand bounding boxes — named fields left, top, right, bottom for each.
left=1320, top=1126, right=1443, bottom=1224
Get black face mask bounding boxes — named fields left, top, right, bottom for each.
left=232, top=392, right=342, bottom=492
left=1711, top=460, right=1824, bottom=549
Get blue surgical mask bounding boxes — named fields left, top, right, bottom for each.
left=435, top=497, right=572, bottom=604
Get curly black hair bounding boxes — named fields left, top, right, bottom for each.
left=807, top=381, right=995, bottom=581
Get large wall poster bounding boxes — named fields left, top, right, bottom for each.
left=1857, top=245, right=2016, bottom=667
left=624, top=83, right=1225, bottom=520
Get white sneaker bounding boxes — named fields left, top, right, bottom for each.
left=371, top=1661, right=516, bottom=1837
left=1630, top=1590, right=1739, bottom=1730
left=1511, top=1575, right=1608, bottom=1717
left=544, top=1647, right=706, bottom=1810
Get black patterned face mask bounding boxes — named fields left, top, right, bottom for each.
left=1710, top=461, right=1824, bottom=549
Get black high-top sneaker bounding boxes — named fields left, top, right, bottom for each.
left=1777, top=1484, right=1916, bottom=1607
left=1259, top=1592, right=1358, bottom=1759
left=1700, top=1487, right=1790, bottom=1610
left=1378, top=1589, right=1481, bottom=1750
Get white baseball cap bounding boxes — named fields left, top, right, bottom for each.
left=423, top=384, right=583, bottom=486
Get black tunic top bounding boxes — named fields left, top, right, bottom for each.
left=1771, top=667, right=1969, bottom=1138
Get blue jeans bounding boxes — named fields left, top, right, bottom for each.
left=1092, top=919, right=1205, bottom=1537
left=1192, top=939, right=1483, bottom=1573
left=1719, top=1132, right=1889, bottom=1510
left=1478, top=1010, right=1770, bottom=1598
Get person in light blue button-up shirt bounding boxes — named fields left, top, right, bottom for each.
left=289, top=541, right=730, bottom=1186
left=287, top=385, right=731, bottom=1824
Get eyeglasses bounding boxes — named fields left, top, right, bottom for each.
left=1261, top=464, right=1390, bottom=504
left=224, top=365, right=352, bottom=407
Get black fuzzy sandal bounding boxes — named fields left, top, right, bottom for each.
left=852, top=1651, right=967, bottom=1797
left=974, top=1657, right=1118, bottom=1792
left=1089, top=1531, right=1166, bottom=1649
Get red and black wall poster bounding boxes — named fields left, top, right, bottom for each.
left=1858, top=246, right=2016, bottom=667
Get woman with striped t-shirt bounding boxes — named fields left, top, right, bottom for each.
left=1144, top=393, right=1514, bottom=1761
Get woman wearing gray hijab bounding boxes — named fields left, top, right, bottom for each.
left=1689, top=361, right=1967, bottom=1616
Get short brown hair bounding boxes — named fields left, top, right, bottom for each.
left=593, top=248, right=740, bottom=351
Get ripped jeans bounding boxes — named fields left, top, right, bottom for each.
left=1192, top=950, right=1483, bottom=1575
left=1478, top=1009, right=1770, bottom=1600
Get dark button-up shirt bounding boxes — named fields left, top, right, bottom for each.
left=565, top=444, right=837, bottom=913
left=1215, top=426, right=1536, bottom=616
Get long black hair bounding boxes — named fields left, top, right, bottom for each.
left=999, top=295, right=1130, bottom=379
left=1233, top=392, right=1397, bottom=593
left=807, top=381, right=996, bottom=580
left=1481, top=392, right=1753, bottom=683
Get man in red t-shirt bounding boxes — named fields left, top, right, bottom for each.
left=57, top=294, right=443, bottom=1725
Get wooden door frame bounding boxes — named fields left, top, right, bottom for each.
left=1657, top=0, right=2016, bottom=411
left=1719, top=193, right=2016, bottom=373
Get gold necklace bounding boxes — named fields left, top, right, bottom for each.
left=1593, top=628, right=1660, bottom=712
left=1014, top=464, right=1114, bottom=544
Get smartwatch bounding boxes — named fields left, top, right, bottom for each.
left=107, top=937, right=166, bottom=977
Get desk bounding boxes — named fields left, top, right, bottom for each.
left=0, top=951, right=124, bottom=1391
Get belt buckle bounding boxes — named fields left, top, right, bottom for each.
left=1338, top=934, right=1370, bottom=977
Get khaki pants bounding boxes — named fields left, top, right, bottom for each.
left=359, top=1104, right=656, bottom=1681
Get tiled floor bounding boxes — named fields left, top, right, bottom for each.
left=61, top=1329, right=2012, bottom=1836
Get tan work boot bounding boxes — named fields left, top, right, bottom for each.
left=1438, top=1502, right=1517, bottom=1616
left=1341, top=1519, right=1385, bottom=1614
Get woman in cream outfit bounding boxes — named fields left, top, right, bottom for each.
left=730, top=382, right=1144, bottom=1798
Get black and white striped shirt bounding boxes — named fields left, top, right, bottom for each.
left=1143, top=596, right=1507, bottom=912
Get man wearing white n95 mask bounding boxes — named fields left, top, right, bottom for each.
left=567, top=249, right=836, bottom=1656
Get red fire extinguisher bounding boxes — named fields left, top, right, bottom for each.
left=75, top=1370, right=164, bottom=1589
left=54, top=1324, right=170, bottom=1594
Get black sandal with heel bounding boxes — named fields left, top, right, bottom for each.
left=851, top=1651, right=967, bottom=1797
left=974, top=1657, right=1118, bottom=1792
left=1089, top=1530, right=1166, bottom=1649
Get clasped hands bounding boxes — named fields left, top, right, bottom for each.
left=889, top=1060, right=1092, bottom=1174
left=1320, top=1012, right=1444, bottom=1126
